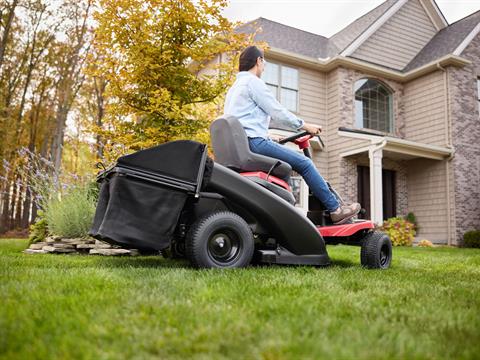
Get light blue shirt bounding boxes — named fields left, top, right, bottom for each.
left=224, top=71, right=304, bottom=139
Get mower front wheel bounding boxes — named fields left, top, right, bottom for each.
left=186, top=211, right=254, bottom=269
left=360, top=231, right=392, bottom=269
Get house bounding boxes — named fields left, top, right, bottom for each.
left=234, top=0, right=480, bottom=245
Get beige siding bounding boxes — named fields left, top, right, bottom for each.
left=298, top=67, right=328, bottom=173
left=403, top=71, right=446, bottom=146
left=352, top=0, right=437, bottom=70
left=298, top=67, right=326, bottom=127
left=407, top=158, right=449, bottom=244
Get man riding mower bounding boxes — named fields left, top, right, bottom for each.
left=89, top=116, right=392, bottom=269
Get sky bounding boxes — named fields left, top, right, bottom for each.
left=222, top=0, right=480, bottom=37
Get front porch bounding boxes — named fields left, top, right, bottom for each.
left=338, top=128, right=454, bottom=244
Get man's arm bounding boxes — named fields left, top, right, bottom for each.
left=248, top=77, right=322, bottom=134
left=248, top=76, right=304, bottom=131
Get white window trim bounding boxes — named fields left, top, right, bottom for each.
left=264, top=60, right=300, bottom=114
left=354, top=79, right=395, bottom=134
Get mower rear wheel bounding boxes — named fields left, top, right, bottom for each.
left=360, top=231, right=392, bottom=269
left=186, top=211, right=254, bottom=268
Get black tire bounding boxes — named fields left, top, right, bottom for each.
left=186, top=211, right=254, bottom=269
left=361, top=231, right=392, bottom=269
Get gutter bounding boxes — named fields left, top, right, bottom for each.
left=267, top=47, right=470, bottom=83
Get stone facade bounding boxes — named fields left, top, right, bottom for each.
left=330, top=67, right=409, bottom=221
left=336, top=67, right=406, bottom=137
left=448, top=35, right=480, bottom=244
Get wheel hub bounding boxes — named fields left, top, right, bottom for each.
left=208, top=232, right=239, bottom=263
left=380, top=243, right=390, bottom=267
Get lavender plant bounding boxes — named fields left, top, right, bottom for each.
left=13, top=148, right=97, bottom=239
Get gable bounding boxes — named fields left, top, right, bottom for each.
left=351, top=0, right=437, bottom=70
left=329, top=0, right=397, bottom=57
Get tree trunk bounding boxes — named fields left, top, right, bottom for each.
left=94, top=76, right=106, bottom=159
left=0, top=0, right=19, bottom=70
left=0, top=182, right=10, bottom=233
left=51, top=103, right=69, bottom=172
left=8, top=175, right=17, bottom=231
left=14, top=178, right=23, bottom=229
left=21, top=188, right=31, bottom=229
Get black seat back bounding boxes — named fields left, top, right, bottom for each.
left=210, top=116, right=292, bottom=180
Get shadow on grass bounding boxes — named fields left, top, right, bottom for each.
left=328, top=258, right=357, bottom=268
left=93, top=254, right=359, bottom=270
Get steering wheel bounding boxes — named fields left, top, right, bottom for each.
left=278, top=131, right=325, bottom=148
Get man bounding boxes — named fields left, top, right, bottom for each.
left=224, top=46, right=360, bottom=224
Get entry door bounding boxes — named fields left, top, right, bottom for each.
left=357, top=166, right=396, bottom=220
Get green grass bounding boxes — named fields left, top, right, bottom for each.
left=1, top=239, right=479, bottom=360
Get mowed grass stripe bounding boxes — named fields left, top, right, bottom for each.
left=1, top=239, right=479, bottom=359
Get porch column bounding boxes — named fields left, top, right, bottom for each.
left=369, top=145, right=383, bottom=225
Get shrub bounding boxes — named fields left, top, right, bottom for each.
left=45, top=183, right=97, bottom=238
left=381, top=217, right=416, bottom=246
left=405, top=212, right=420, bottom=233
left=463, top=230, right=480, bottom=248
left=28, top=210, right=48, bottom=244
left=418, top=239, right=433, bottom=247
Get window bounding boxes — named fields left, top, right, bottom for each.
left=354, top=79, right=393, bottom=132
left=262, top=61, right=299, bottom=112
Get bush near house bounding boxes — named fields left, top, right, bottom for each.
left=381, top=217, right=416, bottom=246
left=463, top=230, right=480, bottom=248
left=405, top=212, right=420, bottom=233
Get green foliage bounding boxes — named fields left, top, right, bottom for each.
left=404, top=211, right=420, bottom=233
left=44, top=183, right=97, bottom=238
left=463, top=230, right=480, bottom=248
left=28, top=211, right=48, bottom=244
left=381, top=217, right=416, bottom=246
left=92, top=0, right=253, bottom=161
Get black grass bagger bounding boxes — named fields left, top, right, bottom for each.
left=89, top=140, right=211, bottom=252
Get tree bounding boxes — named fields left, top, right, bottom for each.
left=92, top=0, right=251, bottom=160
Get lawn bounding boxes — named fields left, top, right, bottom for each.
left=1, top=239, right=479, bottom=360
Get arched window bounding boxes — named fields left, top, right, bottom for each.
left=354, top=79, right=393, bottom=133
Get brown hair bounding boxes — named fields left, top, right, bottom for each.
left=239, top=46, right=264, bottom=72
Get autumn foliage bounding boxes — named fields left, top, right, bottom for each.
left=91, top=0, right=251, bottom=160
left=381, top=217, right=416, bottom=246
left=0, top=0, right=255, bottom=233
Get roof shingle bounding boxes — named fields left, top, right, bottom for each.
left=235, top=1, right=480, bottom=73
left=404, top=10, right=480, bottom=71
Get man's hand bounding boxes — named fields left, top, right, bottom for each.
left=301, top=123, right=322, bottom=135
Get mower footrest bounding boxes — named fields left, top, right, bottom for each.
left=257, top=247, right=330, bottom=266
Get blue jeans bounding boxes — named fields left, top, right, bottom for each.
left=248, top=137, right=340, bottom=212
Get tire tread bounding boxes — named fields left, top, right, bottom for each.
left=186, top=211, right=253, bottom=268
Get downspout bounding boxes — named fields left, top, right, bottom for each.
left=437, top=63, right=455, bottom=246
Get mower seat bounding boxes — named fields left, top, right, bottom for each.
left=210, top=116, right=292, bottom=181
